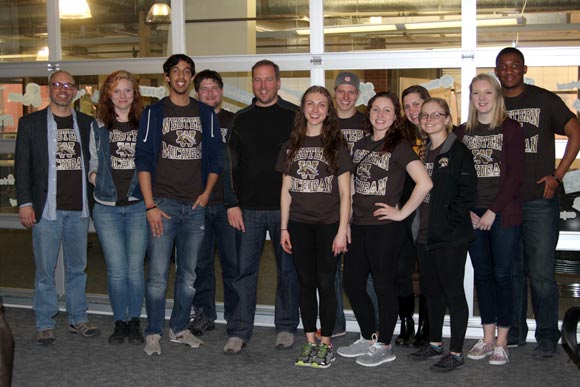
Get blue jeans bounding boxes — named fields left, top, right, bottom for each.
left=32, top=210, right=90, bottom=331
left=193, top=204, right=239, bottom=321
left=144, top=198, right=205, bottom=336
left=469, top=209, right=520, bottom=327
left=510, top=198, right=560, bottom=344
left=226, top=209, right=300, bottom=342
left=93, top=201, right=147, bottom=321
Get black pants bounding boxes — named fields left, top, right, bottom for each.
left=344, top=222, right=406, bottom=344
left=288, top=220, right=339, bottom=337
left=416, top=243, right=469, bottom=353
left=397, top=231, right=416, bottom=297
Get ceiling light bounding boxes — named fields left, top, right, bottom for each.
left=59, top=0, right=92, bottom=19
left=404, top=16, right=525, bottom=30
left=296, top=23, right=397, bottom=36
left=146, top=2, right=171, bottom=23
left=36, top=47, right=49, bottom=61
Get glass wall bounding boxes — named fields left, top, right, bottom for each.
left=0, top=0, right=579, bottom=329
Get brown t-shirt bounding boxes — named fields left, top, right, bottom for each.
left=276, top=135, right=352, bottom=224
left=352, top=137, right=419, bottom=225
left=54, top=115, right=82, bottom=211
left=462, top=123, right=502, bottom=209
left=339, top=110, right=365, bottom=155
left=109, top=121, right=138, bottom=205
left=153, top=98, right=203, bottom=202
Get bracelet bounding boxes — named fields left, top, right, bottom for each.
left=552, top=174, right=562, bottom=184
left=146, top=205, right=157, bottom=212
left=280, top=228, right=287, bottom=231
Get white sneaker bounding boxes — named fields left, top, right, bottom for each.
left=337, top=335, right=374, bottom=358
left=144, top=334, right=161, bottom=355
left=489, top=346, right=509, bottom=365
left=169, top=328, right=203, bottom=348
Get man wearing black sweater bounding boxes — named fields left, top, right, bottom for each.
left=223, top=60, right=300, bottom=353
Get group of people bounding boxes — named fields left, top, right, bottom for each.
left=14, top=48, right=580, bottom=373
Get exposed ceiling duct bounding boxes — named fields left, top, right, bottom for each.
left=257, top=0, right=580, bottom=16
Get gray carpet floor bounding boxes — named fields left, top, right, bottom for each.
left=4, top=307, right=579, bottom=387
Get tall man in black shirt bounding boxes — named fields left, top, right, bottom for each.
left=223, top=60, right=300, bottom=353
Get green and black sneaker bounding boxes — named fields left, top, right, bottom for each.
left=295, top=342, right=317, bottom=367
left=311, top=343, right=335, bottom=369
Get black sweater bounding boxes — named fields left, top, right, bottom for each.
left=413, top=132, right=478, bottom=250
left=224, top=97, right=298, bottom=210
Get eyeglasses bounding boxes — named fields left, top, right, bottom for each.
left=419, top=112, right=447, bottom=120
left=50, top=82, right=76, bottom=90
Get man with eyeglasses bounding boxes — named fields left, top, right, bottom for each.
left=15, top=70, right=99, bottom=345
left=495, top=47, right=580, bottom=358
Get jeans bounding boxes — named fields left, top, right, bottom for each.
left=510, top=198, right=560, bottom=344
left=469, top=209, right=520, bottom=327
left=93, top=201, right=147, bottom=321
left=32, top=210, right=90, bottom=331
left=144, top=198, right=205, bottom=336
left=193, top=204, right=239, bottom=321
left=226, top=209, right=300, bottom=342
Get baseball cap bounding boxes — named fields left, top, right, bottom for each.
left=334, top=72, right=360, bottom=90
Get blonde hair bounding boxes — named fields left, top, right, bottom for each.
left=465, top=73, right=507, bottom=132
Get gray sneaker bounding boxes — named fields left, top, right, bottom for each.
left=275, top=332, right=295, bottom=349
left=144, top=334, right=161, bottom=355
left=355, top=343, right=396, bottom=367
left=169, top=328, right=203, bottom=348
left=337, top=336, right=374, bottom=358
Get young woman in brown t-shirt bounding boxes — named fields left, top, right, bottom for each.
left=337, top=91, right=432, bottom=367
left=278, top=86, right=352, bottom=368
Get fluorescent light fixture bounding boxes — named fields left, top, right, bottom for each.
left=296, top=16, right=525, bottom=35
left=146, top=2, right=171, bottom=23
left=36, top=47, right=49, bottom=61
left=59, top=0, right=92, bottom=19
left=296, top=23, right=397, bottom=36
left=405, top=16, right=525, bottom=30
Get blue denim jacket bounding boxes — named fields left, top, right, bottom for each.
left=89, top=121, right=140, bottom=206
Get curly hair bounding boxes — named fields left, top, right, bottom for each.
left=96, top=70, right=144, bottom=129
left=363, top=91, right=403, bottom=154
left=284, top=85, right=344, bottom=175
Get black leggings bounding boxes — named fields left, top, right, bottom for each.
left=416, top=243, right=469, bottom=353
left=344, top=222, right=406, bottom=344
left=288, top=220, right=339, bottom=337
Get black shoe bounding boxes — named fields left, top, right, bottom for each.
left=507, top=336, right=526, bottom=348
left=395, top=317, right=415, bottom=345
left=127, top=318, right=144, bottom=345
left=409, top=343, right=443, bottom=360
left=410, top=295, right=429, bottom=347
left=430, top=353, right=464, bottom=372
left=108, top=320, right=128, bottom=345
left=532, top=341, right=557, bottom=359
left=188, top=307, right=215, bottom=337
